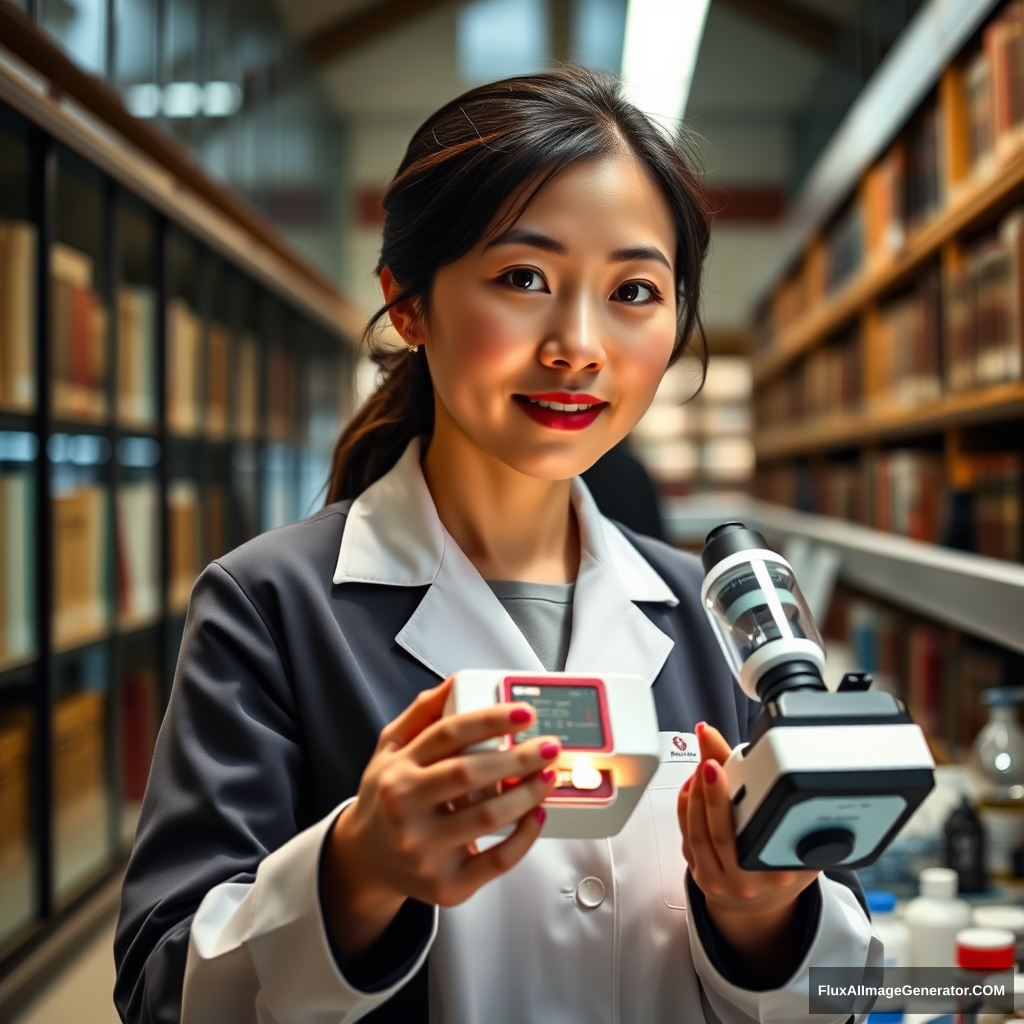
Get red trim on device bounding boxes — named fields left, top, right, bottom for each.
left=502, top=675, right=613, bottom=753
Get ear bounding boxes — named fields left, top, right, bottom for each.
left=380, top=266, right=423, bottom=346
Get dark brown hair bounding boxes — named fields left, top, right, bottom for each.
left=326, top=65, right=711, bottom=503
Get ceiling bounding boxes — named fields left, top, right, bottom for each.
left=269, top=0, right=914, bottom=324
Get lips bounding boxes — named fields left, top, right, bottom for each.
left=513, top=391, right=608, bottom=431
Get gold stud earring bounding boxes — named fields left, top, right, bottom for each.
left=407, top=343, right=419, bottom=354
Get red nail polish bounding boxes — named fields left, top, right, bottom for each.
left=510, top=706, right=532, bottom=725
left=696, top=721, right=706, bottom=735
left=541, top=768, right=555, bottom=783
left=539, top=741, right=559, bottom=760
left=534, top=806, right=547, bottom=825
left=704, top=761, right=717, bottom=785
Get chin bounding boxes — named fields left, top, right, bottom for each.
left=492, top=438, right=612, bottom=481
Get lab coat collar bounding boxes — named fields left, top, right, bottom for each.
left=333, top=439, right=677, bottom=684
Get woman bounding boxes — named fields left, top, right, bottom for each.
left=114, top=66, right=878, bottom=1024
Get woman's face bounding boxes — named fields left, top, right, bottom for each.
left=419, top=152, right=679, bottom=480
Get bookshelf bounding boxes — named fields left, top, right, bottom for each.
left=0, top=25, right=355, bottom=968
left=750, top=0, right=1024, bottom=777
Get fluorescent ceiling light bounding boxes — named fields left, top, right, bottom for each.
left=620, top=0, right=711, bottom=136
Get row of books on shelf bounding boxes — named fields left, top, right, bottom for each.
left=0, top=476, right=214, bottom=663
left=0, top=226, right=312, bottom=441
left=0, top=674, right=159, bottom=872
left=829, top=588, right=1014, bottom=761
left=757, top=448, right=1022, bottom=560
left=765, top=1, right=1024, bottom=346
left=757, top=205, right=1024, bottom=430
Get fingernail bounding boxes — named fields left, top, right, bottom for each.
left=682, top=775, right=693, bottom=793
left=534, top=806, right=547, bottom=825
left=541, top=768, right=555, bottom=783
left=539, top=741, right=560, bottom=760
left=696, top=721, right=706, bottom=735
left=704, top=761, right=717, bottom=785
left=510, top=706, right=532, bottom=725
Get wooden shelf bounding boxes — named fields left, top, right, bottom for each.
left=756, top=380, right=1024, bottom=459
left=754, top=144, right=1024, bottom=386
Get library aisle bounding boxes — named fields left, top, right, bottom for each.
left=4, top=0, right=1024, bottom=1021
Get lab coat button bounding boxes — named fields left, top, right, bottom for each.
left=575, top=876, right=605, bottom=908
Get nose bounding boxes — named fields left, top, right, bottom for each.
left=538, top=290, right=606, bottom=373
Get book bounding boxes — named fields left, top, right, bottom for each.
left=825, top=202, right=864, bottom=294
left=166, top=297, right=201, bottom=435
left=167, top=480, right=200, bottom=613
left=120, top=670, right=157, bottom=803
left=53, top=689, right=108, bottom=893
left=964, top=43, right=995, bottom=175
left=0, top=710, right=30, bottom=860
left=51, top=243, right=108, bottom=421
left=202, top=483, right=226, bottom=563
left=905, top=94, right=943, bottom=230
left=115, top=480, right=160, bottom=626
left=874, top=269, right=943, bottom=409
left=0, top=221, right=37, bottom=411
left=266, top=348, right=294, bottom=442
left=864, top=142, right=906, bottom=263
left=234, top=332, right=260, bottom=440
left=206, top=323, right=229, bottom=438
left=52, top=485, right=108, bottom=649
left=969, top=452, right=1022, bottom=560
left=986, top=0, right=1024, bottom=158
left=0, top=472, right=35, bottom=663
left=116, top=285, right=157, bottom=427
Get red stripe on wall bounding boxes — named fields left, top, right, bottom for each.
left=706, top=186, right=786, bottom=222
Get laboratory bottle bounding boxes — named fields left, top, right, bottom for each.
left=905, top=866, right=972, bottom=974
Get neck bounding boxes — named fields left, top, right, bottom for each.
left=422, top=405, right=580, bottom=584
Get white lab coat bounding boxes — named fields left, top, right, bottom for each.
left=180, top=440, right=881, bottom=1023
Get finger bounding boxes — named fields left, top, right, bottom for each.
left=686, top=761, right=727, bottom=883
left=700, top=759, right=740, bottom=873
left=431, top=769, right=556, bottom=849
left=406, top=702, right=545, bottom=766
left=455, top=803, right=548, bottom=892
left=382, top=677, right=455, bottom=749
left=695, top=722, right=733, bottom=766
left=413, top=739, right=562, bottom=808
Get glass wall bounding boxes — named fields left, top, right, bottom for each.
left=35, top=0, right=343, bottom=282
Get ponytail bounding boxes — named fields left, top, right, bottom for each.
left=326, top=329, right=433, bottom=504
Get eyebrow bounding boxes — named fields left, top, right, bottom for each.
left=484, top=228, right=672, bottom=272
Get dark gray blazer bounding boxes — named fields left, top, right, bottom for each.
left=113, top=500, right=863, bottom=1024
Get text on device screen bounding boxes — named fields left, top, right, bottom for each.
left=509, top=684, right=605, bottom=748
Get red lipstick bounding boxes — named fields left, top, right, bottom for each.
left=513, top=391, right=608, bottom=431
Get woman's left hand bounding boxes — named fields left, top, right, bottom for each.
left=678, top=721, right=819, bottom=987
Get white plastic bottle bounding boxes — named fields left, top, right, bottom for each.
left=905, top=867, right=973, bottom=976
left=866, top=890, right=910, bottom=1021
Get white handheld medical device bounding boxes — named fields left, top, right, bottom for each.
left=701, top=522, right=936, bottom=871
left=444, top=669, right=659, bottom=839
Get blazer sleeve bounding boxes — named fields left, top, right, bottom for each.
left=113, top=561, right=436, bottom=1024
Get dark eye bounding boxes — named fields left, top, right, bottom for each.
left=505, top=268, right=547, bottom=291
left=613, top=282, right=656, bottom=304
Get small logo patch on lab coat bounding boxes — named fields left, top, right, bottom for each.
left=659, top=731, right=699, bottom=763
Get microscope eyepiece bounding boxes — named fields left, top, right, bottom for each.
left=700, top=522, right=826, bottom=703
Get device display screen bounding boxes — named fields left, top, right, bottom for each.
left=509, top=683, right=605, bottom=748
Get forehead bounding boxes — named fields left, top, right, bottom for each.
left=484, top=154, right=676, bottom=261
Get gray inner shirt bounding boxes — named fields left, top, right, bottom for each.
left=486, top=580, right=575, bottom=672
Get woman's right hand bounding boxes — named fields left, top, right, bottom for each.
left=321, top=676, right=561, bottom=956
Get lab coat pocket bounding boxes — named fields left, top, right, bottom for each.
left=648, top=761, right=695, bottom=911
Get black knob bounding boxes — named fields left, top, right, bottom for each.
left=796, top=827, right=856, bottom=868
